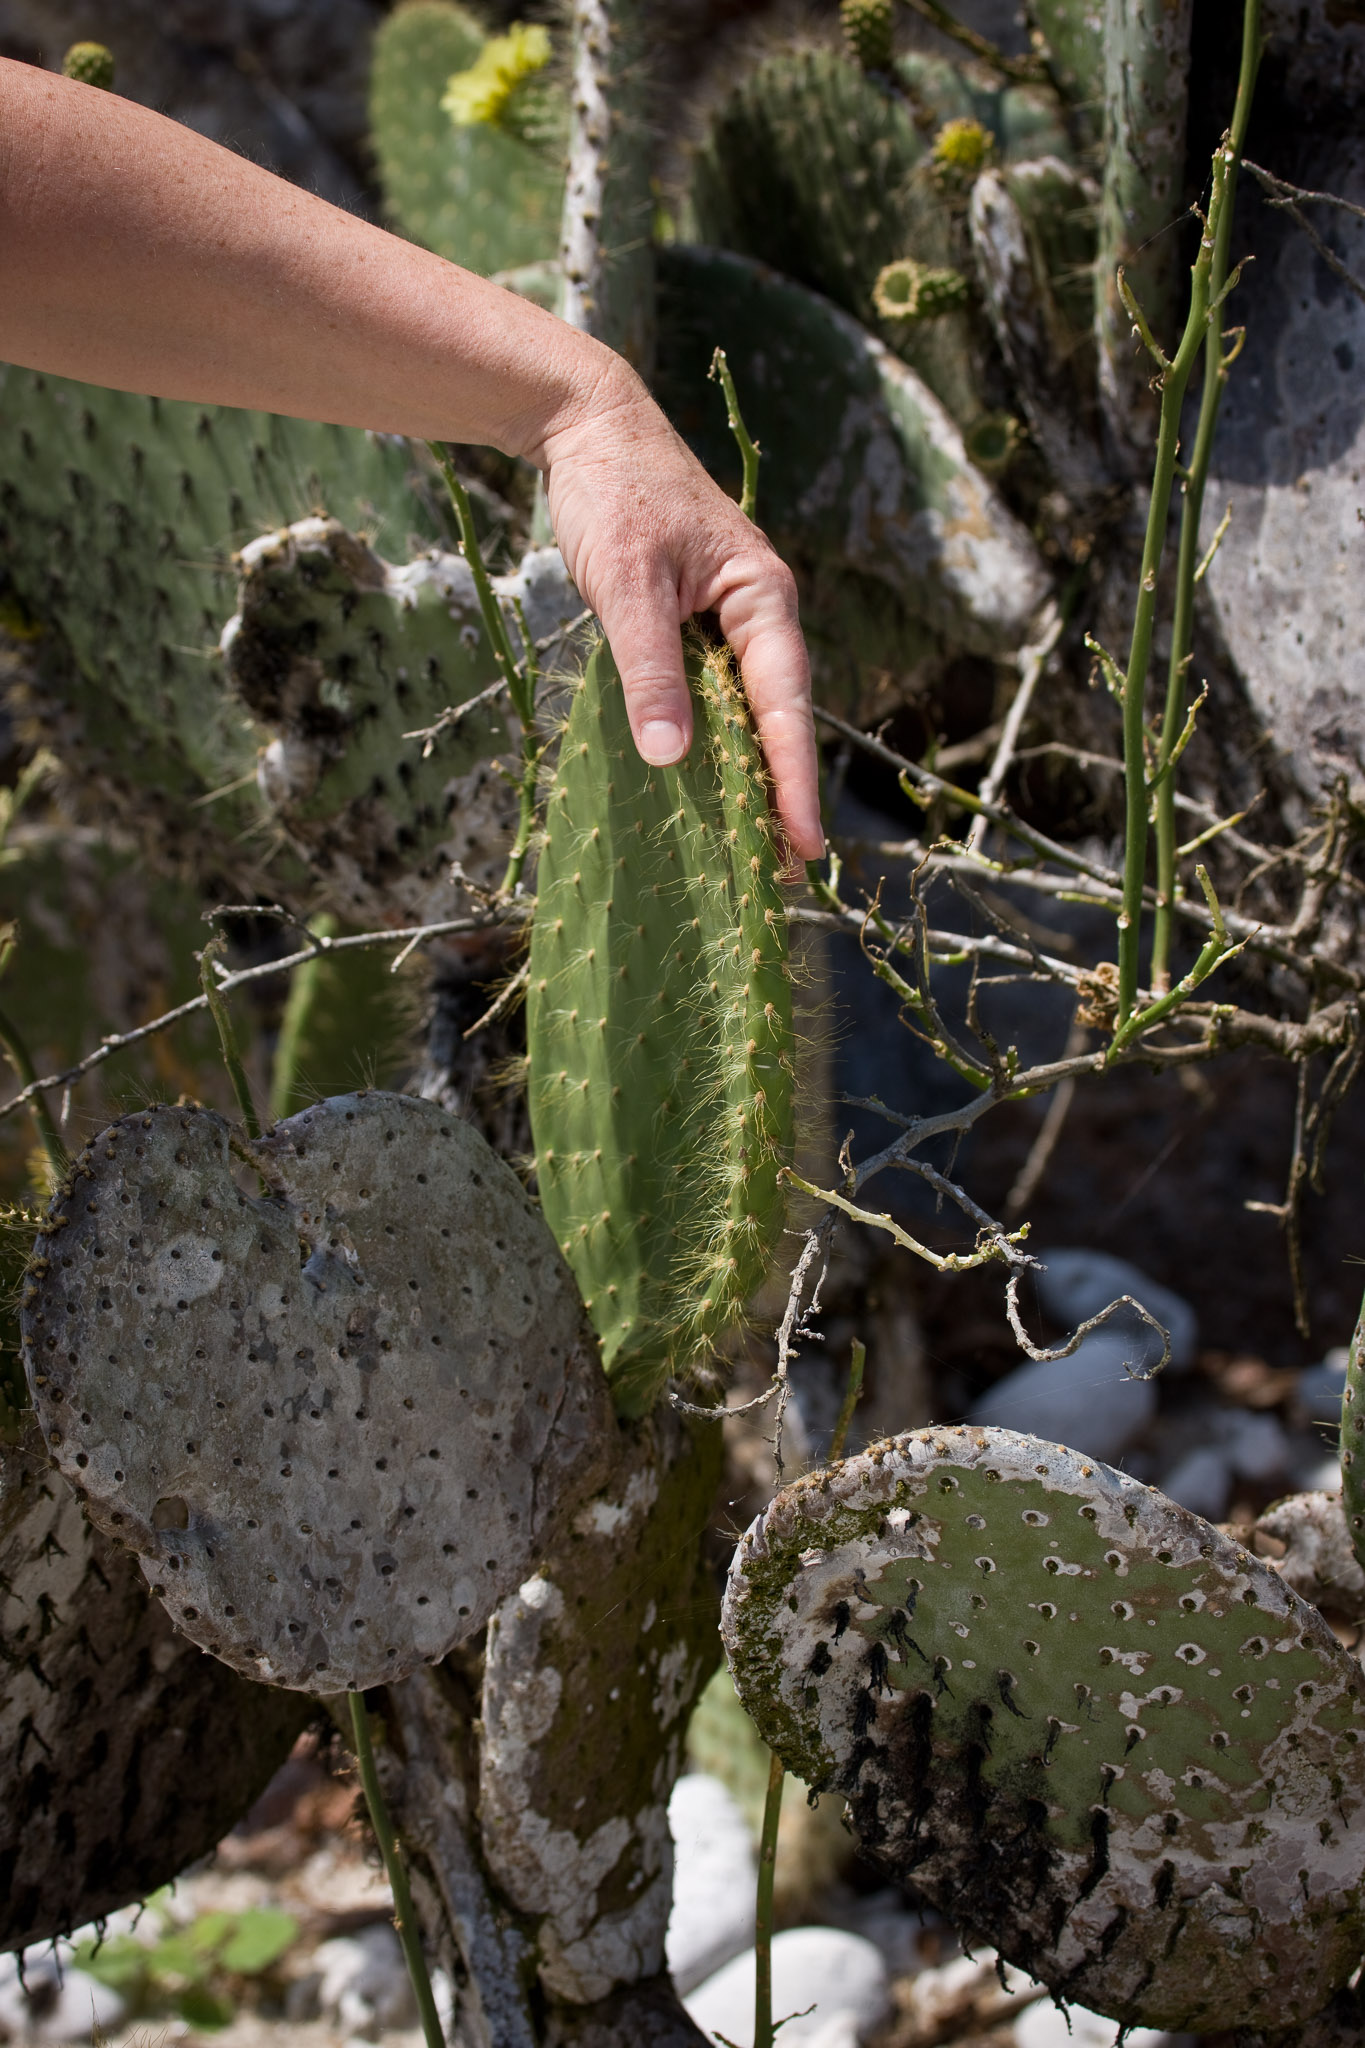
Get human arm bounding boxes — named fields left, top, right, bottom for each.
left=0, top=58, right=822, bottom=856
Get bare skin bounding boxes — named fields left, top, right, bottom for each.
left=0, top=59, right=823, bottom=858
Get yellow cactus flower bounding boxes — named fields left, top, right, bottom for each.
left=441, top=23, right=552, bottom=130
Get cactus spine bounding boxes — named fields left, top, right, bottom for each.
left=526, top=637, right=793, bottom=1415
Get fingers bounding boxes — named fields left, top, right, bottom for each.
left=593, top=564, right=694, bottom=766
left=716, top=565, right=825, bottom=863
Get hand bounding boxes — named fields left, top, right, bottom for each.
left=536, top=365, right=824, bottom=863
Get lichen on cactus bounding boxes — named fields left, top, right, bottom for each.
left=840, top=0, right=895, bottom=73
left=60, top=41, right=115, bottom=89
left=441, top=22, right=552, bottom=130
left=723, top=1426, right=1365, bottom=2034
left=526, top=635, right=794, bottom=1415
left=369, top=1, right=564, bottom=278
left=872, top=256, right=971, bottom=321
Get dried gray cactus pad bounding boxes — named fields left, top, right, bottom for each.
left=1, top=1419, right=309, bottom=1949
left=20, top=1091, right=611, bottom=1693
left=722, top=1426, right=1365, bottom=2035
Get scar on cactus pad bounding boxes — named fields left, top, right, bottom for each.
left=527, top=636, right=794, bottom=1417
left=722, top=1426, right=1365, bottom=2033
left=20, top=1092, right=611, bottom=1692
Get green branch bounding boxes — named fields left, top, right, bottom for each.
left=427, top=445, right=541, bottom=895
left=709, top=347, right=761, bottom=523
left=1151, top=0, right=1262, bottom=993
left=1109, top=867, right=1244, bottom=1057
left=1116, top=139, right=1235, bottom=1023
left=349, top=1695, right=446, bottom=2048
left=199, top=935, right=261, bottom=1140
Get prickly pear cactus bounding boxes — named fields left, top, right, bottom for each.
left=723, top=1426, right=1365, bottom=2034
left=369, top=0, right=565, bottom=278
left=0, top=367, right=441, bottom=848
left=222, top=518, right=584, bottom=923
left=654, top=245, right=1050, bottom=663
left=60, top=41, right=115, bottom=88
left=526, top=637, right=793, bottom=1414
left=1, top=1419, right=309, bottom=1948
left=20, top=1092, right=612, bottom=1692
left=840, top=0, right=895, bottom=73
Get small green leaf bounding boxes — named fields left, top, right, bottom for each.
left=178, top=1985, right=235, bottom=2030
left=218, top=1909, right=299, bottom=1976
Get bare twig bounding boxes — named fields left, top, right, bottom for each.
left=1244, top=161, right=1365, bottom=306
left=967, top=606, right=1064, bottom=854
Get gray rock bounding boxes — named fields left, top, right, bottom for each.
left=965, top=1328, right=1158, bottom=1462
left=666, top=1773, right=756, bottom=1996
left=1297, top=1349, right=1349, bottom=1426
left=1031, top=1249, right=1198, bottom=1373
left=682, top=1928, right=890, bottom=2047
left=1160, top=1446, right=1231, bottom=1522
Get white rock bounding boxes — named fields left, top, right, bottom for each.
left=1031, top=1250, right=1197, bottom=1373
left=1222, top=1407, right=1289, bottom=1482
left=683, top=1927, right=890, bottom=2047
left=667, top=1772, right=758, bottom=1995
left=0, top=1956, right=125, bottom=2044
left=966, top=1329, right=1157, bottom=1463
left=312, top=1925, right=416, bottom=2040
left=1160, top=1445, right=1231, bottom=1521
left=1014, top=1998, right=1188, bottom=2048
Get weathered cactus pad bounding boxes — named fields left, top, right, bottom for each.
left=1, top=1420, right=309, bottom=1948
left=722, top=1427, right=1365, bottom=2033
left=20, top=1092, right=611, bottom=1692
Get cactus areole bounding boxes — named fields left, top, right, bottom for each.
left=20, top=1093, right=611, bottom=1692
left=722, top=1427, right=1365, bottom=2033
left=527, top=636, right=794, bottom=1415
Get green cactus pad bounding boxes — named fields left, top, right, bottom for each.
left=723, top=1426, right=1365, bottom=2033
left=369, top=1, right=564, bottom=276
left=21, top=1093, right=612, bottom=1692
left=840, top=0, right=895, bottom=72
left=222, top=519, right=583, bottom=924
left=0, top=367, right=440, bottom=841
left=1, top=1418, right=308, bottom=1948
left=655, top=246, right=1049, bottom=660
left=526, top=636, right=793, bottom=1415
left=60, top=41, right=115, bottom=89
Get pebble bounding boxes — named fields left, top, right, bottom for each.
left=1014, top=1998, right=1190, bottom=2048
left=667, top=1772, right=757, bottom=1995
left=966, top=1328, right=1158, bottom=1463
left=1031, top=1250, right=1198, bottom=1373
left=682, top=1927, right=890, bottom=2047
left=0, top=1955, right=126, bottom=2044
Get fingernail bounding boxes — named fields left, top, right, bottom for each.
left=640, top=719, right=687, bottom=765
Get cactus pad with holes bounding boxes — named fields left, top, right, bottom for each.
left=20, top=1092, right=611, bottom=1693
left=1, top=1419, right=310, bottom=1947
left=722, top=1426, right=1365, bottom=2033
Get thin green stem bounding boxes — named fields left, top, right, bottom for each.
left=1109, top=868, right=1243, bottom=1056
left=754, top=1746, right=784, bottom=2048
left=269, top=914, right=336, bottom=1124
left=0, top=1005, right=64, bottom=1179
left=349, top=1694, right=446, bottom=2048
left=829, top=1338, right=865, bottom=1462
left=1116, top=169, right=1224, bottom=1024
left=427, top=445, right=540, bottom=895
left=199, top=938, right=261, bottom=1140
left=1152, top=0, right=1262, bottom=992
left=709, top=348, right=761, bottom=523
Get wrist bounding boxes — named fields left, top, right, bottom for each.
left=504, top=321, right=647, bottom=472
